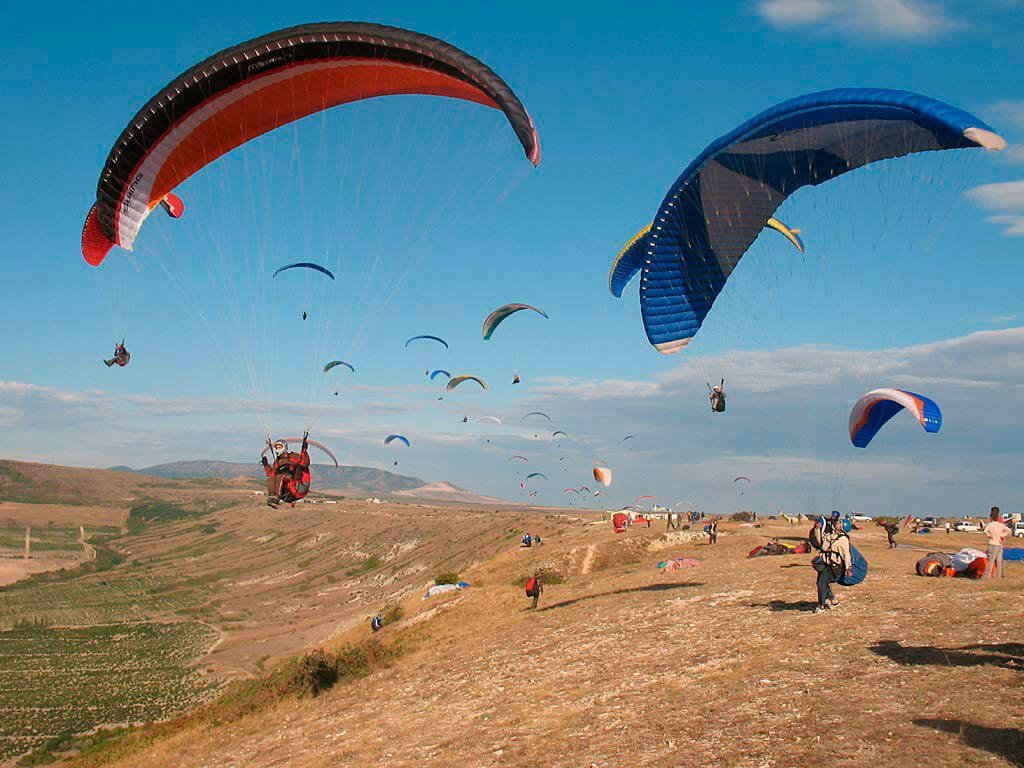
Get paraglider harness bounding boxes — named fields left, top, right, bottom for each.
left=524, top=576, right=539, bottom=598
left=708, top=379, right=726, bottom=413
left=105, top=340, right=130, bottom=368
left=812, top=517, right=850, bottom=583
left=263, top=433, right=312, bottom=504
left=371, top=613, right=383, bottom=632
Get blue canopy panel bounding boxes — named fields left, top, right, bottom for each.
left=609, top=224, right=652, bottom=297
left=638, top=88, right=1005, bottom=354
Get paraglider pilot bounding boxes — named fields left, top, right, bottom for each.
left=103, top=340, right=130, bottom=368
left=371, top=612, right=383, bottom=632
left=262, top=433, right=312, bottom=508
left=708, top=379, right=726, bottom=413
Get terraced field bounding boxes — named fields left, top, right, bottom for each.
left=0, top=621, right=220, bottom=762
left=0, top=574, right=195, bottom=631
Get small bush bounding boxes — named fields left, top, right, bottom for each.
left=345, top=554, right=382, bottom=576
left=731, top=511, right=756, bottom=523
left=382, top=603, right=404, bottom=624
left=513, top=566, right=565, bottom=587
left=434, top=571, right=460, bottom=586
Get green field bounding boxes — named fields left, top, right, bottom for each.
left=0, top=622, right=221, bottom=763
left=0, top=574, right=194, bottom=631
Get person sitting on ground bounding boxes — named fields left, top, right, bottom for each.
left=371, top=612, right=383, bottom=632
left=103, top=340, right=130, bottom=368
left=983, top=506, right=1011, bottom=580
left=813, top=513, right=852, bottom=614
left=521, top=533, right=533, bottom=548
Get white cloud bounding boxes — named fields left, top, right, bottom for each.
left=966, top=180, right=1024, bottom=211
left=4, top=327, right=1024, bottom=516
left=989, top=314, right=1019, bottom=325
left=985, top=214, right=1024, bottom=236
left=988, top=100, right=1024, bottom=129
left=756, top=0, right=962, bottom=40
left=1000, top=145, right=1024, bottom=165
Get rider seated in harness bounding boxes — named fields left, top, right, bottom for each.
left=261, top=433, right=311, bottom=508
left=708, top=379, right=726, bottom=413
left=103, top=340, right=130, bottom=368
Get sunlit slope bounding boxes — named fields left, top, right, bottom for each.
left=61, top=517, right=1023, bottom=768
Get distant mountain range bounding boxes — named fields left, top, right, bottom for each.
left=110, top=461, right=508, bottom=504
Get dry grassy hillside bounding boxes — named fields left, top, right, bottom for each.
left=53, top=514, right=1023, bottom=768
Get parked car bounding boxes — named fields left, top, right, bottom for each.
left=851, top=514, right=873, bottom=522
left=1013, top=522, right=1024, bottom=538
left=954, top=521, right=980, bottom=532
left=922, top=517, right=938, bottom=528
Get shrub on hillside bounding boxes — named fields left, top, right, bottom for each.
left=434, top=571, right=461, bottom=586
left=731, top=511, right=756, bottom=523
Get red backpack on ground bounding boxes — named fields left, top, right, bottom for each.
left=525, top=577, right=538, bottom=597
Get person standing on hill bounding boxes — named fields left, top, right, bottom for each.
left=983, top=507, right=1011, bottom=579
left=813, top=514, right=852, bottom=614
left=879, top=520, right=899, bottom=549
left=708, top=518, right=719, bottom=545
left=525, top=572, right=543, bottom=609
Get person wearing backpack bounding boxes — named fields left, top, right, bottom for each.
left=812, top=513, right=852, bottom=614
left=525, top=572, right=543, bottom=609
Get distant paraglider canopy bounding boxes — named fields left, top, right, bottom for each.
left=323, top=360, right=355, bottom=374
left=733, top=477, right=751, bottom=484
left=447, top=375, right=487, bottom=392
left=526, top=472, right=547, bottom=482
left=384, top=434, right=411, bottom=447
left=476, top=416, right=503, bottom=425
left=552, top=430, right=568, bottom=439
left=523, top=411, right=551, bottom=422
left=481, top=304, right=549, bottom=340
left=593, top=466, right=612, bottom=487
left=406, top=335, right=449, bottom=350
left=429, top=369, right=452, bottom=381
left=272, top=262, right=335, bottom=280
left=508, top=455, right=529, bottom=463
left=849, top=388, right=942, bottom=448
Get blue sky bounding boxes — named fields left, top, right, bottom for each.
left=2, top=0, right=1022, bottom=516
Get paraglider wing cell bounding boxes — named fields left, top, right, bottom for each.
left=848, top=388, right=942, bottom=448
left=81, top=22, right=540, bottom=266
left=635, top=89, right=1005, bottom=354
left=481, top=303, right=548, bottom=340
